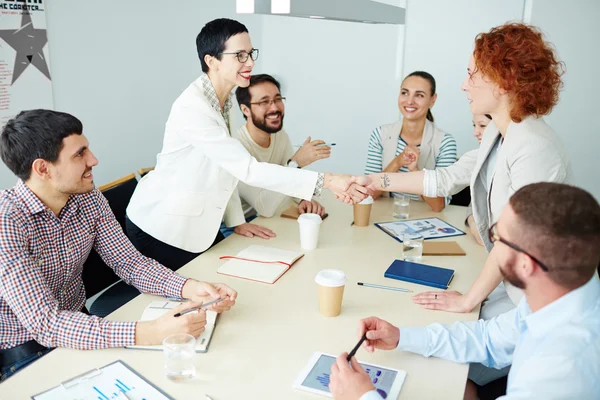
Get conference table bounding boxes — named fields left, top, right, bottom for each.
left=0, top=195, right=489, bottom=400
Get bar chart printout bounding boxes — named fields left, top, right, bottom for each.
left=33, top=361, right=173, bottom=400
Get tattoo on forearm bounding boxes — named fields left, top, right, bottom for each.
left=381, top=174, right=390, bottom=189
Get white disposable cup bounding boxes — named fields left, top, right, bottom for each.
left=315, top=269, right=347, bottom=317
left=298, top=213, right=322, bottom=250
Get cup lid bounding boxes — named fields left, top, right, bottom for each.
left=298, top=213, right=322, bottom=224
left=358, top=196, right=374, bottom=205
left=315, top=269, right=347, bottom=287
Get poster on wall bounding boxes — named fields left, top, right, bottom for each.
left=0, top=0, right=52, bottom=129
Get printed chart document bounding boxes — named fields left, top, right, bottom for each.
left=218, top=245, right=304, bottom=284
left=33, top=360, right=173, bottom=400
left=376, top=217, right=465, bottom=242
left=125, top=301, right=217, bottom=353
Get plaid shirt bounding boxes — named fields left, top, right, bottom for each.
left=200, top=73, right=233, bottom=133
left=0, top=181, right=188, bottom=350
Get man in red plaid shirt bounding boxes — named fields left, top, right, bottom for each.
left=0, top=109, right=237, bottom=380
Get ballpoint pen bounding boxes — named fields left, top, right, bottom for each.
left=346, top=333, right=367, bottom=361
left=357, top=282, right=412, bottom=293
left=173, top=298, right=223, bottom=317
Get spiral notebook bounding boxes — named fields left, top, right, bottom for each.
left=217, top=245, right=304, bottom=284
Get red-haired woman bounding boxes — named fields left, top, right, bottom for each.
left=352, top=23, right=572, bottom=316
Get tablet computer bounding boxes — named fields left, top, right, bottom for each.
left=293, top=352, right=406, bottom=399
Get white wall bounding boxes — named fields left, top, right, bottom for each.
left=256, top=12, right=404, bottom=175
left=402, top=0, right=525, bottom=157
left=0, top=0, right=263, bottom=188
left=530, top=0, right=600, bottom=200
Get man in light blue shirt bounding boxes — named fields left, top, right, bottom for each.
left=330, top=182, right=600, bottom=400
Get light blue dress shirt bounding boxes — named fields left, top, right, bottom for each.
left=360, top=275, right=600, bottom=400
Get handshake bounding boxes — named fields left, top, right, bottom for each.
left=323, top=173, right=380, bottom=204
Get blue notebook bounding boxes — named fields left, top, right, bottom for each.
left=384, top=260, right=455, bottom=289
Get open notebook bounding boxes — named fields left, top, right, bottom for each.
left=125, top=301, right=218, bottom=353
left=217, top=245, right=304, bottom=284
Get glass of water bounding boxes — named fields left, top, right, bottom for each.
left=163, top=333, right=196, bottom=381
left=393, top=195, right=410, bottom=219
left=402, top=233, right=424, bottom=262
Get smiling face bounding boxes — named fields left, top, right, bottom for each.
left=44, top=133, right=98, bottom=195
left=398, top=76, right=437, bottom=121
left=209, top=32, right=255, bottom=88
left=244, top=81, right=285, bottom=134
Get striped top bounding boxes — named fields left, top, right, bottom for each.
left=364, top=126, right=457, bottom=201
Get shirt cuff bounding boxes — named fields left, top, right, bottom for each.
left=422, top=169, right=438, bottom=198
left=107, top=321, right=137, bottom=347
left=360, top=390, right=384, bottom=400
left=163, top=273, right=189, bottom=300
left=396, top=326, right=430, bottom=355
left=313, top=173, right=325, bottom=197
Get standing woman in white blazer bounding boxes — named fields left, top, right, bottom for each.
left=126, top=18, right=362, bottom=271
left=351, top=23, right=572, bottom=316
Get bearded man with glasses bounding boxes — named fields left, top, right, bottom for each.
left=329, top=182, right=600, bottom=400
left=221, top=74, right=331, bottom=229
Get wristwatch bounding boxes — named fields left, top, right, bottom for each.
left=287, top=159, right=300, bottom=169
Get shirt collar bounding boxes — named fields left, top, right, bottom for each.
left=523, top=274, right=600, bottom=338
left=199, top=73, right=233, bottom=115
left=14, top=179, right=80, bottom=217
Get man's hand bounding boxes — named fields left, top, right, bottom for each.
left=181, top=280, right=237, bottom=313
left=358, top=317, right=400, bottom=353
left=325, top=173, right=369, bottom=204
left=234, top=222, right=276, bottom=239
left=330, top=353, right=375, bottom=400
left=135, top=302, right=207, bottom=345
left=292, top=136, right=331, bottom=167
left=298, top=199, right=325, bottom=217
left=411, top=290, right=473, bottom=313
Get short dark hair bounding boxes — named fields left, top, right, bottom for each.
left=509, top=182, right=600, bottom=289
left=235, top=74, right=281, bottom=120
left=404, top=71, right=436, bottom=122
left=196, top=18, right=249, bottom=73
left=0, top=109, right=83, bottom=180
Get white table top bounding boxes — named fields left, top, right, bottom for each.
left=0, top=195, right=487, bottom=400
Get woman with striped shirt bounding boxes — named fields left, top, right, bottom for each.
left=365, top=71, right=457, bottom=212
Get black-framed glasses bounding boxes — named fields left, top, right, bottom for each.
left=249, top=97, right=286, bottom=109
left=488, top=223, right=550, bottom=272
left=219, top=48, right=259, bottom=63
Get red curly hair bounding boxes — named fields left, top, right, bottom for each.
left=473, top=23, right=565, bottom=123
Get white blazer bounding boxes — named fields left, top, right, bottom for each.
left=127, top=77, right=318, bottom=253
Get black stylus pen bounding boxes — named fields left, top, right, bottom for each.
left=347, top=333, right=368, bottom=361
left=173, top=298, right=223, bottom=317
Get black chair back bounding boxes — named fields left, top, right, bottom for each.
left=82, top=176, right=138, bottom=299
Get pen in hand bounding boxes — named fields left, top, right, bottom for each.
left=347, top=333, right=368, bottom=362
left=173, top=298, right=223, bottom=317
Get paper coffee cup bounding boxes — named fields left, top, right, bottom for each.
left=353, top=196, right=373, bottom=227
left=315, top=269, right=347, bottom=317
left=298, top=213, right=322, bottom=250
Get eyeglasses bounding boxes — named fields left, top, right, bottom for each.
left=249, top=97, right=286, bottom=109
left=488, top=223, right=550, bottom=272
left=219, top=48, right=259, bottom=63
